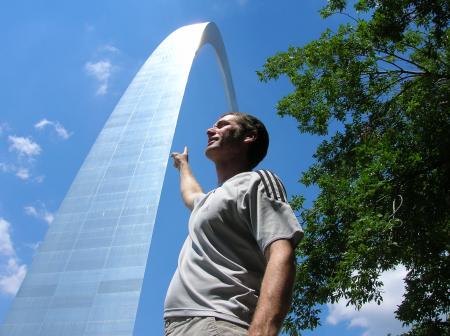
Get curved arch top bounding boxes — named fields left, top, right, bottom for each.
left=1, top=22, right=238, bottom=336
left=137, top=21, right=238, bottom=111
left=199, top=22, right=238, bottom=111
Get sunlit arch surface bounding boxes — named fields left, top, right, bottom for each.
left=1, top=22, right=237, bottom=336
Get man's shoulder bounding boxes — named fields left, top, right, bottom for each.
left=228, top=169, right=285, bottom=183
left=226, top=170, right=288, bottom=203
left=253, top=169, right=288, bottom=203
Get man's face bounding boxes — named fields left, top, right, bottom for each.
left=205, top=114, right=245, bottom=162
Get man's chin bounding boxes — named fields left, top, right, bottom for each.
left=205, top=147, right=218, bottom=160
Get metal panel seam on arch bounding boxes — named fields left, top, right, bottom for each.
left=0, top=22, right=238, bottom=336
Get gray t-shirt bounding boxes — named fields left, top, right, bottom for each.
left=164, top=170, right=303, bottom=326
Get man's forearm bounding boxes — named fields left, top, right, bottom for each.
left=248, top=240, right=296, bottom=336
left=178, top=161, right=203, bottom=209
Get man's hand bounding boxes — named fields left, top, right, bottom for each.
left=170, top=146, right=203, bottom=210
left=171, top=146, right=189, bottom=170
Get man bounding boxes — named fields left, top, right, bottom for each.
left=164, top=112, right=303, bottom=336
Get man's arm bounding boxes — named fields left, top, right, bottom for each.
left=248, top=239, right=296, bottom=336
left=170, top=146, right=203, bottom=210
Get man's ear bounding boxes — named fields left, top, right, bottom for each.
left=243, top=130, right=257, bottom=144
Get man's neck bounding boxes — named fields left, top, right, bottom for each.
left=215, top=160, right=251, bottom=185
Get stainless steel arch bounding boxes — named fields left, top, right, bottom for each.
left=1, top=22, right=237, bottom=336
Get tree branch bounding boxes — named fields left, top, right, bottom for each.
left=375, top=48, right=430, bottom=73
left=369, top=70, right=427, bottom=76
left=378, top=57, right=406, bottom=72
left=328, top=11, right=361, bottom=24
left=371, top=74, right=417, bottom=103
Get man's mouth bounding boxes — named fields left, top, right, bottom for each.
left=207, top=137, right=218, bottom=146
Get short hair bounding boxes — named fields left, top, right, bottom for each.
left=221, top=112, right=269, bottom=169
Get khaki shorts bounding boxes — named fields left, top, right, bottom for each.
left=164, top=316, right=248, bottom=336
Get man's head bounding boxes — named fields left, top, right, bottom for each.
left=205, top=112, right=269, bottom=170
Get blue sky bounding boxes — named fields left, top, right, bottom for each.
left=0, top=1, right=409, bottom=335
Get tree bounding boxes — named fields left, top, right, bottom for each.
left=258, top=1, right=449, bottom=334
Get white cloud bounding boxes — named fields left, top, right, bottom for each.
left=0, top=162, right=13, bottom=174
left=87, top=60, right=111, bottom=81
left=23, top=206, right=38, bottom=217
left=327, top=266, right=410, bottom=336
left=99, top=44, right=120, bottom=53
left=0, top=218, right=27, bottom=296
left=0, top=258, right=27, bottom=295
left=0, top=258, right=27, bottom=296
left=8, top=135, right=41, bottom=157
left=34, top=119, right=51, bottom=129
left=25, top=241, right=41, bottom=253
left=96, top=83, right=108, bottom=96
left=44, top=213, right=54, bottom=224
left=24, top=205, right=54, bottom=225
left=85, top=60, right=113, bottom=95
left=15, top=168, right=30, bottom=180
left=34, top=175, right=45, bottom=183
left=0, top=218, right=14, bottom=256
left=0, top=163, right=32, bottom=181
left=34, top=118, right=72, bottom=140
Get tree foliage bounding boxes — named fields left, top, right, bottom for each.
left=258, top=1, right=449, bottom=334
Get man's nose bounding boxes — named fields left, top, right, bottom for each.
left=206, top=128, right=215, bottom=137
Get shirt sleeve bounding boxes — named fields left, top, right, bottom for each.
left=246, top=170, right=303, bottom=253
left=192, top=192, right=207, bottom=208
